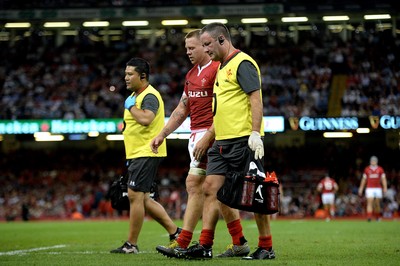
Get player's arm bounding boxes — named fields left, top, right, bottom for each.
left=160, top=94, right=190, bottom=138
left=381, top=172, right=387, bottom=194
left=316, top=183, right=322, bottom=193
left=334, top=182, right=339, bottom=193
left=151, top=93, right=189, bottom=153
left=358, top=174, right=367, bottom=196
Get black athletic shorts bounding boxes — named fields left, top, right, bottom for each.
left=126, top=157, right=163, bottom=193
left=206, top=137, right=250, bottom=176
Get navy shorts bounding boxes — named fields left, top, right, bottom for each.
left=206, top=138, right=251, bottom=176
left=126, top=157, right=163, bottom=193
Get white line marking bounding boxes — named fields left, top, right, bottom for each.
left=47, top=251, right=110, bottom=255
left=0, top=244, right=67, bottom=256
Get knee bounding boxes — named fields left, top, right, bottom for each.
left=202, top=179, right=218, bottom=197
left=201, top=175, right=225, bottom=197
left=186, top=172, right=205, bottom=195
left=186, top=180, right=203, bottom=195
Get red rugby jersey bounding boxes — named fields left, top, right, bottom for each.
left=183, top=61, right=219, bottom=130
left=363, top=166, right=385, bottom=188
left=317, top=177, right=337, bottom=194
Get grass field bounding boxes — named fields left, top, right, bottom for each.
left=0, top=218, right=399, bottom=266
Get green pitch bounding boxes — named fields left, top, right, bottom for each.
left=0, top=218, right=398, bottom=266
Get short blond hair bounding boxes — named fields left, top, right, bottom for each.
left=185, top=29, right=201, bottom=39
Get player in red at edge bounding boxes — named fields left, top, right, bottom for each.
left=358, top=156, right=388, bottom=221
left=317, top=174, right=339, bottom=221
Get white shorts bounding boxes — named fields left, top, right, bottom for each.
left=321, top=193, right=335, bottom=205
left=365, top=188, right=383, bottom=199
left=188, top=129, right=207, bottom=169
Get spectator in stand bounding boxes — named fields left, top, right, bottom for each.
left=358, top=156, right=388, bottom=221
left=317, top=174, right=339, bottom=221
left=2, top=28, right=400, bottom=119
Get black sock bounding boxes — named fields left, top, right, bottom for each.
left=169, top=227, right=181, bottom=240
left=240, top=236, right=247, bottom=245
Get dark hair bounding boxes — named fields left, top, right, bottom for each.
left=200, top=22, right=230, bottom=42
left=126, top=58, right=150, bottom=80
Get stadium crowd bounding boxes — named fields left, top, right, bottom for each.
left=0, top=26, right=399, bottom=221
left=0, top=142, right=399, bottom=221
left=1, top=26, right=400, bottom=120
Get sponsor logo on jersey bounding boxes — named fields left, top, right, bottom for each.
left=201, top=78, right=207, bottom=87
left=188, top=91, right=209, bottom=97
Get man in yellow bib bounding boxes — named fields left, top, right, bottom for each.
left=110, top=58, right=180, bottom=254
left=183, top=23, right=275, bottom=260
left=152, top=29, right=250, bottom=259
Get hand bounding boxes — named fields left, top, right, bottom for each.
left=124, top=95, right=136, bottom=111
left=150, top=135, right=164, bottom=154
left=248, top=131, right=264, bottom=160
left=193, top=139, right=208, bottom=161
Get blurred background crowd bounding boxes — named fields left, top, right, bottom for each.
left=1, top=142, right=399, bottom=221
left=1, top=24, right=400, bottom=120
left=0, top=12, right=399, bottom=221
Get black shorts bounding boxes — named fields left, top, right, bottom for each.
left=206, top=138, right=252, bottom=176
left=126, top=157, right=163, bottom=193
